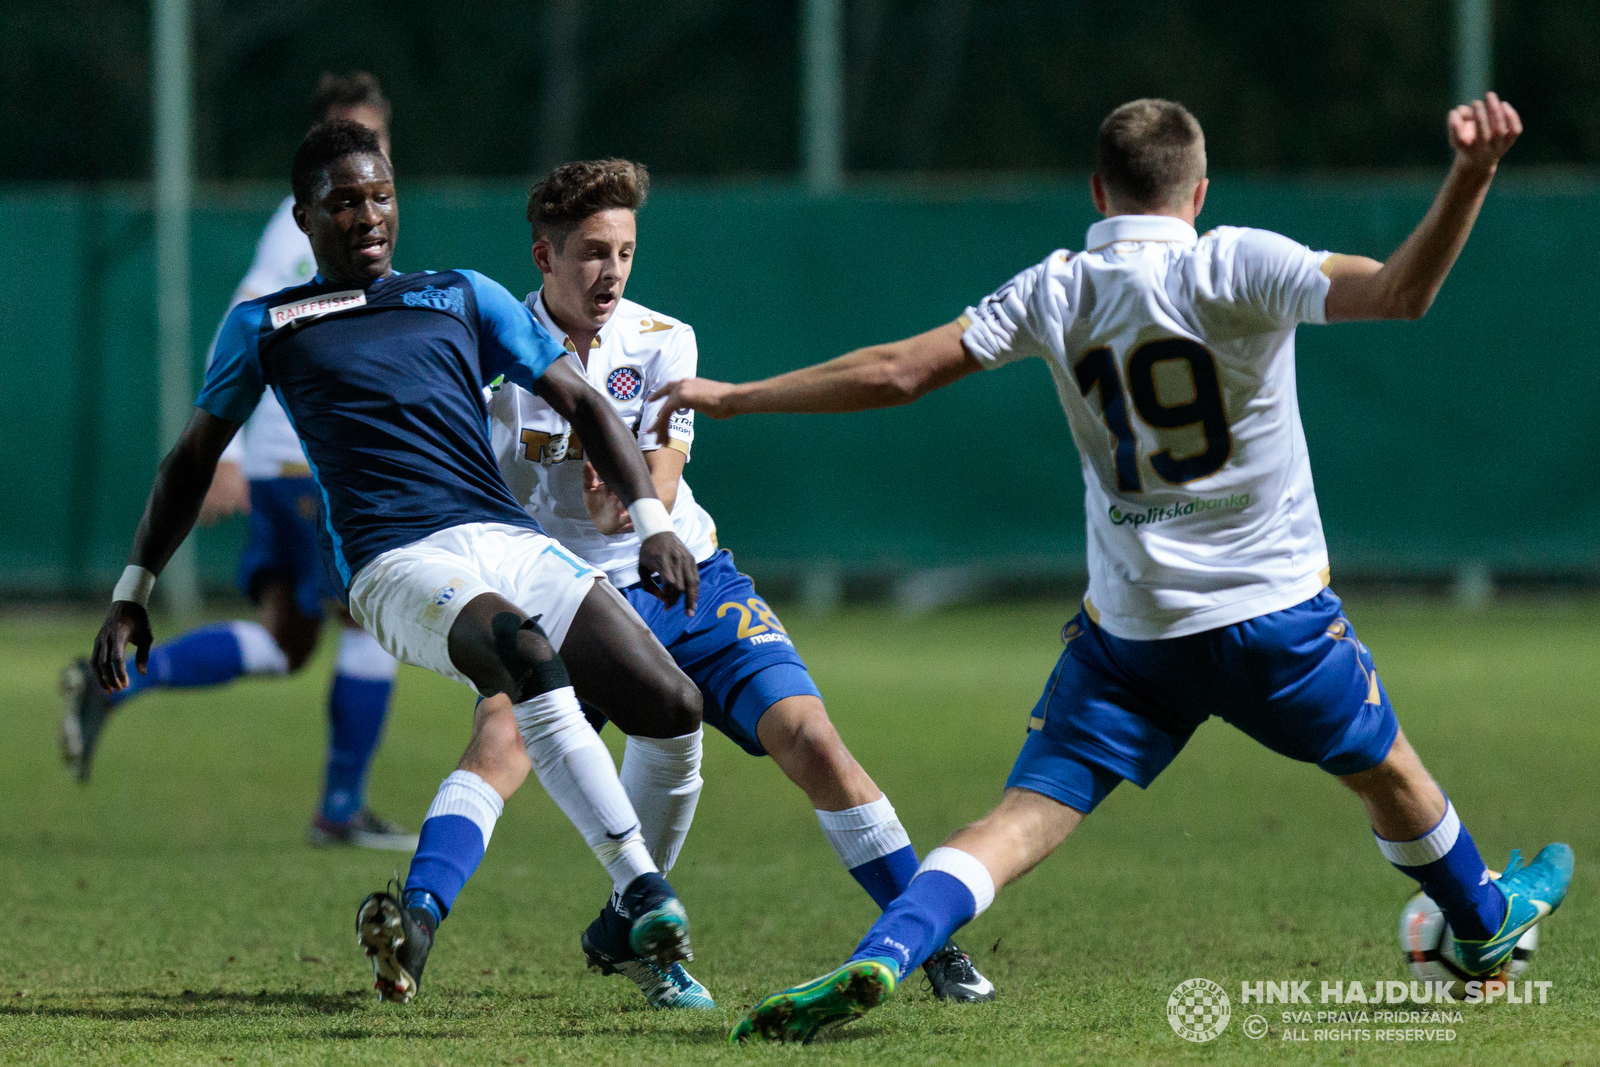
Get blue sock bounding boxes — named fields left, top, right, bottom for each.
left=403, top=770, right=503, bottom=922
left=319, top=631, right=397, bottom=824
left=1377, top=799, right=1506, bottom=941
left=113, top=621, right=285, bottom=704
left=849, top=846, right=921, bottom=910
left=847, top=871, right=976, bottom=977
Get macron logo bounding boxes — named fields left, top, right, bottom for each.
left=269, top=289, right=367, bottom=329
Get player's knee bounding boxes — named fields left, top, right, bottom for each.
left=640, top=671, right=702, bottom=738
left=786, top=709, right=852, bottom=774
left=490, top=612, right=573, bottom=703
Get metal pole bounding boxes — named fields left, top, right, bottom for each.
left=1453, top=0, right=1492, bottom=103
left=538, top=0, right=583, bottom=174
left=153, top=0, right=199, bottom=620
left=801, top=0, right=843, bottom=192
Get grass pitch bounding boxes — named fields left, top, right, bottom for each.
left=1, top=599, right=1596, bottom=1065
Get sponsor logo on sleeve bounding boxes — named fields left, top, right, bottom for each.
left=269, top=289, right=366, bottom=329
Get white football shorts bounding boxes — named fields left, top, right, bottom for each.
left=347, top=522, right=606, bottom=689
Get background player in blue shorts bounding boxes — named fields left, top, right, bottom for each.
left=487, top=159, right=995, bottom=1007
left=652, top=94, right=1576, bottom=1042
left=58, top=73, right=413, bottom=851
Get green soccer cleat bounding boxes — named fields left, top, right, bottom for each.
left=730, top=958, right=898, bottom=1044
left=1450, top=843, right=1574, bottom=977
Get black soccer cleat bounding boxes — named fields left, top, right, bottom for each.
left=356, top=888, right=434, bottom=1003
left=59, top=659, right=114, bottom=784
left=923, top=942, right=996, bottom=1002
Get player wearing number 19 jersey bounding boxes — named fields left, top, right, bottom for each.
left=488, top=159, right=995, bottom=1009
left=648, top=96, right=1573, bottom=1043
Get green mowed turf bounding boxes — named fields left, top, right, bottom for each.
left=1, top=600, right=1595, bottom=1065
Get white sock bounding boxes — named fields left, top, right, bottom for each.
left=815, top=795, right=913, bottom=869
left=424, top=769, right=504, bottom=845
left=919, top=846, right=997, bottom=917
left=512, top=687, right=656, bottom=893
left=230, top=621, right=289, bottom=675
left=335, top=628, right=398, bottom=680
left=619, top=728, right=704, bottom=872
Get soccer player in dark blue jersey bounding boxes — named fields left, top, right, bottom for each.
left=90, top=121, right=708, bottom=1004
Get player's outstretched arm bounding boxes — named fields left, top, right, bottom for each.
left=534, top=360, right=699, bottom=613
left=647, top=320, right=980, bottom=438
left=1324, top=93, right=1522, bottom=322
left=92, top=410, right=241, bottom=692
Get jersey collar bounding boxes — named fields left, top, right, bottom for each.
left=1084, top=214, right=1197, bottom=252
left=526, top=288, right=609, bottom=356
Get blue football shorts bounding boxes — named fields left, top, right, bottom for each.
left=1006, top=588, right=1401, bottom=814
left=623, top=549, right=821, bottom=756
left=235, top=476, right=338, bottom=620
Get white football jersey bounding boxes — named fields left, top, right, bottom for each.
left=488, top=291, right=719, bottom=588
left=961, top=214, right=1334, bottom=640
left=215, top=196, right=317, bottom=479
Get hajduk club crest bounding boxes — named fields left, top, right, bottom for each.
left=607, top=366, right=643, bottom=400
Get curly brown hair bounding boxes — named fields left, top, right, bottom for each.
left=526, top=159, right=649, bottom=250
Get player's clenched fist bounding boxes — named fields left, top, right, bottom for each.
left=1449, top=91, right=1522, bottom=172
left=93, top=601, right=153, bottom=693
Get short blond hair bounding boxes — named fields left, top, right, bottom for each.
left=1096, top=99, right=1207, bottom=210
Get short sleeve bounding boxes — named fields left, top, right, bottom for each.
left=1225, top=229, right=1333, bottom=327
left=195, top=302, right=268, bottom=424
left=638, top=326, right=698, bottom=456
left=462, top=270, right=565, bottom=390
left=959, top=258, right=1057, bottom=369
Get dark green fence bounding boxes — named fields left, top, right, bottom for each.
left=3, top=174, right=1597, bottom=595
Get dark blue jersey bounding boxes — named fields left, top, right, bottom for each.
left=197, top=269, right=565, bottom=596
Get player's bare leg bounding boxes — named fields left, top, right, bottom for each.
left=750, top=695, right=997, bottom=1001
left=939, top=788, right=1085, bottom=890
left=359, top=588, right=698, bottom=1003
left=1336, top=728, right=1446, bottom=840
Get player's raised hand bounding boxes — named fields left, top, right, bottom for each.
left=636, top=531, right=699, bottom=615
left=92, top=601, right=153, bottom=693
left=1448, top=92, right=1522, bottom=172
left=581, top=461, right=633, bottom=535
left=648, top=377, right=737, bottom=442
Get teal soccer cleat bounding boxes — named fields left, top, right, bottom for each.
left=1451, top=843, right=1574, bottom=977
left=730, top=958, right=898, bottom=1044
left=582, top=899, right=714, bottom=1009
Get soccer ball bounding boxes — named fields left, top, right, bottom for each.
left=1398, top=882, right=1536, bottom=1001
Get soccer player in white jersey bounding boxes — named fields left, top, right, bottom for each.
left=484, top=159, right=995, bottom=1008
left=651, top=95, right=1575, bottom=1042
left=57, top=74, right=416, bottom=850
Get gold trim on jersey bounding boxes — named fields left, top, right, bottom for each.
left=956, top=313, right=973, bottom=329
left=1318, top=253, right=1344, bottom=278
left=561, top=336, right=602, bottom=353
left=279, top=462, right=312, bottom=477
left=664, top=437, right=691, bottom=458
left=1319, top=565, right=1331, bottom=587
left=1083, top=596, right=1101, bottom=625
left=640, top=315, right=674, bottom=333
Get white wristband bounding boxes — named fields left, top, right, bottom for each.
left=112, top=565, right=157, bottom=607
left=627, top=498, right=674, bottom=542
